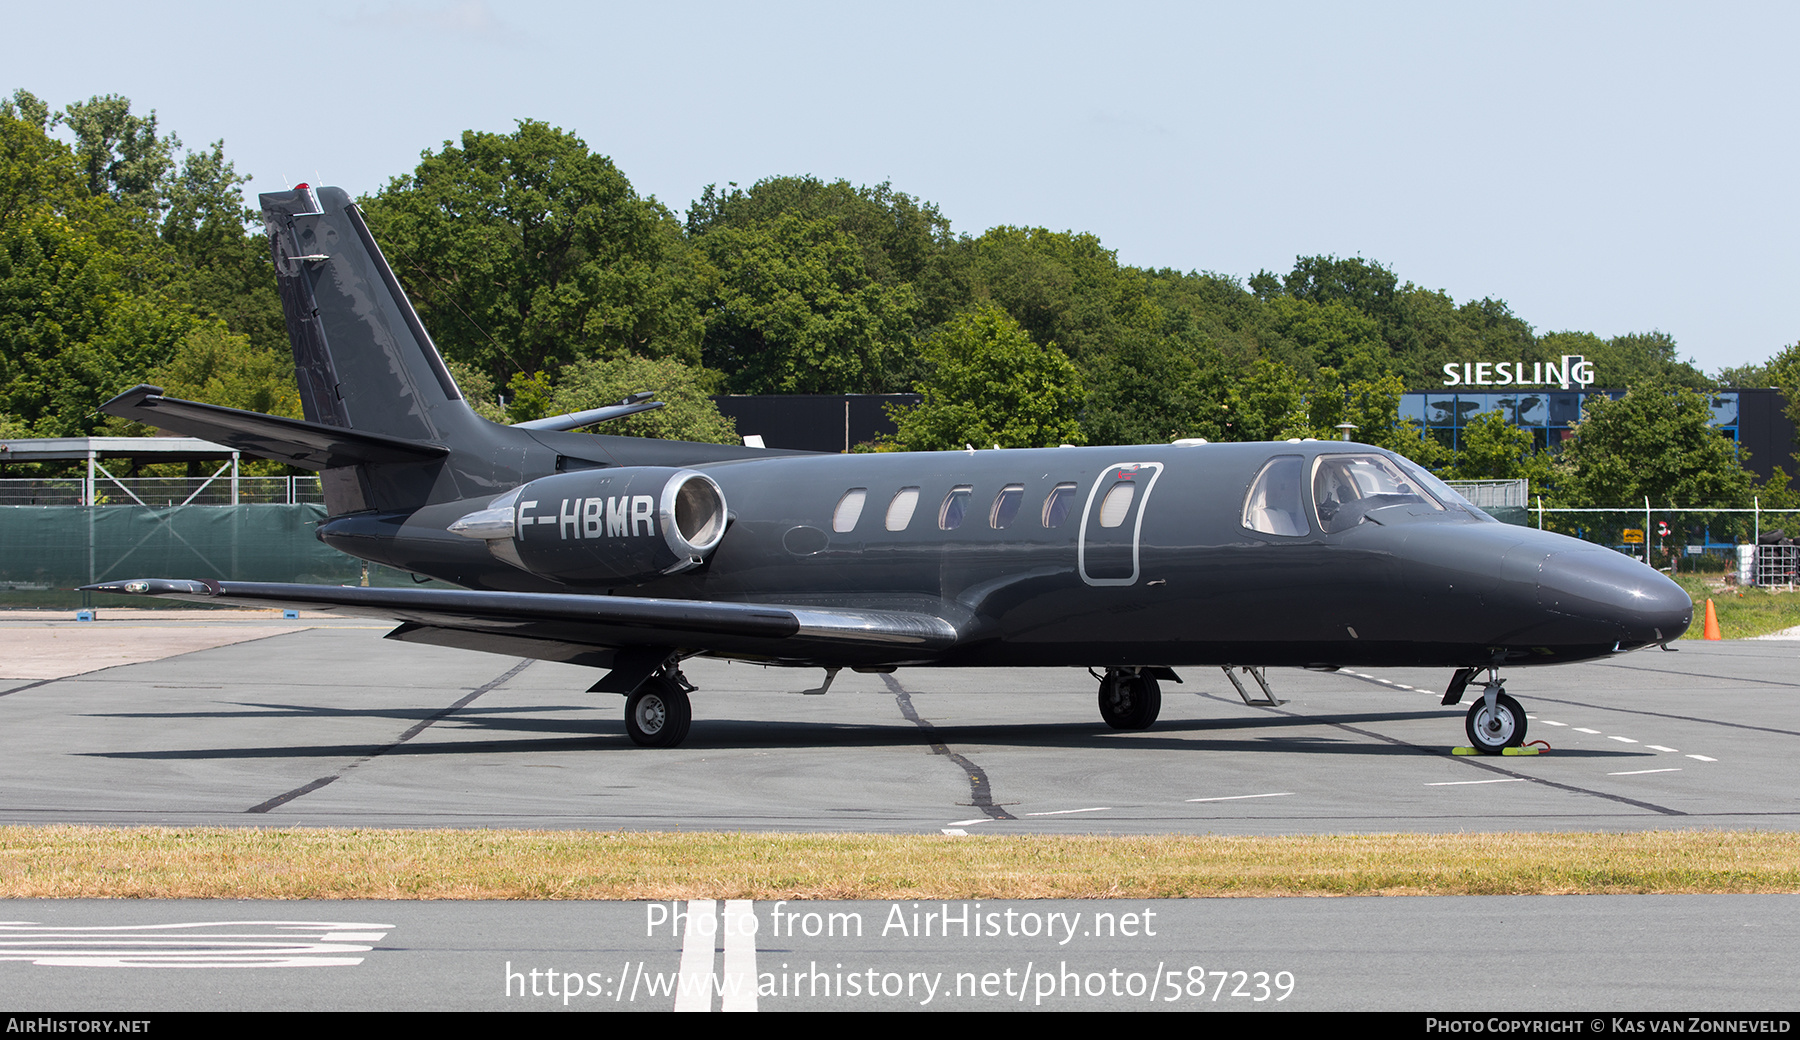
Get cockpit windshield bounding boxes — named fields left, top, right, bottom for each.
left=1390, top=456, right=1499, bottom=523
left=1312, top=454, right=1443, bottom=533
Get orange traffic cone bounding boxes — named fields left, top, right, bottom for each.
left=1703, top=599, right=1722, bottom=640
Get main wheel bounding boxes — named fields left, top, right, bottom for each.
left=625, top=678, right=692, bottom=748
left=1464, top=691, right=1526, bottom=754
left=1098, top=672, right=1162, bottom=730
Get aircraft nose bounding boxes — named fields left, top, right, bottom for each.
left=1536, top=549, right=1693, bottom=646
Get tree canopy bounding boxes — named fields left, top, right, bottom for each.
left=2, top=87, right=1778, bottom=506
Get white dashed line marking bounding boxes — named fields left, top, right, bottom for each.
left=1185, top=792, right=1293, bottom=803
left=1647, top=745, right=1680, bottom=753
left=944, top=818, right=987, bottom=828
left=1607, top=735, right=1638, bottom=743
left=1609, top=768, right=1681, bottom=775
left=1540, top=720, right=1568, bottom=727
left=1573, top=728, right=1601, bottom=734
left=1024, top=807, right=1111, bottom=817
left=1687, top=755, right=1718, bottom=762
left=1426, top=778, right=1529, bottom=786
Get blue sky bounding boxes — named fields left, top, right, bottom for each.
left=6, top=1, right=1795, bottom=375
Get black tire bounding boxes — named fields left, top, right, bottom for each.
left=1098, top=672, right=1162, bottom=730
left=1464, top=691, right=1526, bottom=754
left=625, top=679, right=692, bottom=748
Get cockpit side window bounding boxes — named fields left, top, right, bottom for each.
left=1311, top=454, right=1442, bottom=533
left=1242, top=455, right=1308, bottom=536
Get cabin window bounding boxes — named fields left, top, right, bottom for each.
left=1242, top=455, right=1308, bottom=536
left=938, top=486, right=972, bottom=530
left=990, top=485, right=1025, bottom=529
left=1041, top=483, right=1078, bottom=528
left=1097, top=481, right=1136, bottom=528
left=886, top=487, right=920, bottom=531
left=833, top=488, right=867, bottom=532
left=1311, top=454, right=1443, bottom=534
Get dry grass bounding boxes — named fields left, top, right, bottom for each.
left=3, top=827, right=1798, bottom=900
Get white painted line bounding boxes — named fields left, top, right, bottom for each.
left=945, top=818, right=988, bottom=828
left=1540, top=720, right=1568, bottom=727
left=0, top=920, right=393, bottom=968
left=940, top=828, right=967, bottom=836
left=1024, top=807, right=1111, bottom=816
left=1687, top=755, right=1718, bottom=762
left=1574, top=728, right=1601, bottom=734
left=1608, top=768, right=1682, bottom=775
left=675, top=899, right=716, bottom=1013
left=1608, top=735, right=1638, bottom=743
left=721, top=900, right=757, bottom=1013
left=1185, top=792, right=1294, bottom=803
left=1425, top=778, right=1529, bottom=786
left=1647, top=745, right=1680, bottom=753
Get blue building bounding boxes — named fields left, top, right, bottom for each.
left=1398, top=387, right=1795, bottom=481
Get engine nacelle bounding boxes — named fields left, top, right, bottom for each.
left=450, top=467, right=728, bottom=586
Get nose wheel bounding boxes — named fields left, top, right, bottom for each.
left=1464, top=686, right=1526, bottom=754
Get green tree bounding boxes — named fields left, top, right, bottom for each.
left=686, top=175, right=950, bottom=289
left=697, top=214, right=919, bottom=394
left=545, top=355, right=737, bottom=443
left=1215, top=359, right=1311, bottom=442
left=57, top=93, right=178, bottom=225
left=0, top=102, right=198, bottom=436
left=360, top=121, right=701, bottom=383
left=1556, top=382, right=1754, bottom=510
left=1081, top=332, right=1227, bottom=445
left=889, top=305, right=1084, bottom=451
left=147, top=324, right=299, bottom=419
left=1445, top=410, right=1554, bottom=497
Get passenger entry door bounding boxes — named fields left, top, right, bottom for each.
left=1078, top=461, right=1164, bottom=586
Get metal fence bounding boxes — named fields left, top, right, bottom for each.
left=0, top=476, right=324, bottom=506
left=1444, top=479, right=1529, bottom=509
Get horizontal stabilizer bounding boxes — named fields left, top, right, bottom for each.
left=79, top=579, right=963, bottom=664
left=99, top=385, right=448, bottom=470
left=512, top=395, right=665, bottom=432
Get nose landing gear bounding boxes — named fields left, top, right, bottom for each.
left=1446, top=666, right=1527, bottom=754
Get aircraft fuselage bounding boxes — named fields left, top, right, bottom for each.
left=318, top=439, right=1693, bottom=673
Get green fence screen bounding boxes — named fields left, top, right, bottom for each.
left=0, top=504, right=437, bottom=608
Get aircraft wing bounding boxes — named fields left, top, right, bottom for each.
left=79, top=579, right=964, bottom=679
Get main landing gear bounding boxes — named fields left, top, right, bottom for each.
left=1096, top=667, right=1162, bottom=730
left=1444, top=666, right=1527, bottom=755
left=624, top=670, right=693, bottom=748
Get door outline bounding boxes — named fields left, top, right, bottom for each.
left=1077, top=461, right=1165, bottom=586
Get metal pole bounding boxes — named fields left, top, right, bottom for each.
left=230, top=451, right=239, bottom=505
left=1537, top=494, right=1544, bottom=530
left=1645, top=496, right=1651, bottom=564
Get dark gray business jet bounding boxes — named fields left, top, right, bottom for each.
left=87, top=185, right=1693, bottom=751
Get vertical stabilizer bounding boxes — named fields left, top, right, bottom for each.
left=261, top=185, right=528, bottom=512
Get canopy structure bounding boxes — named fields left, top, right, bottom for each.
left=0, top=436, right=241, bottom=506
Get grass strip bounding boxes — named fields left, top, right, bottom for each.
left=1674, top=575, right=1800, bottom=639
left=3, top=827, right=1798, bottom=900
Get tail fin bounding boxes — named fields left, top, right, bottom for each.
left=264, top=184, right=481, bottom=444
left=260, top=184, right=531, bottom=513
